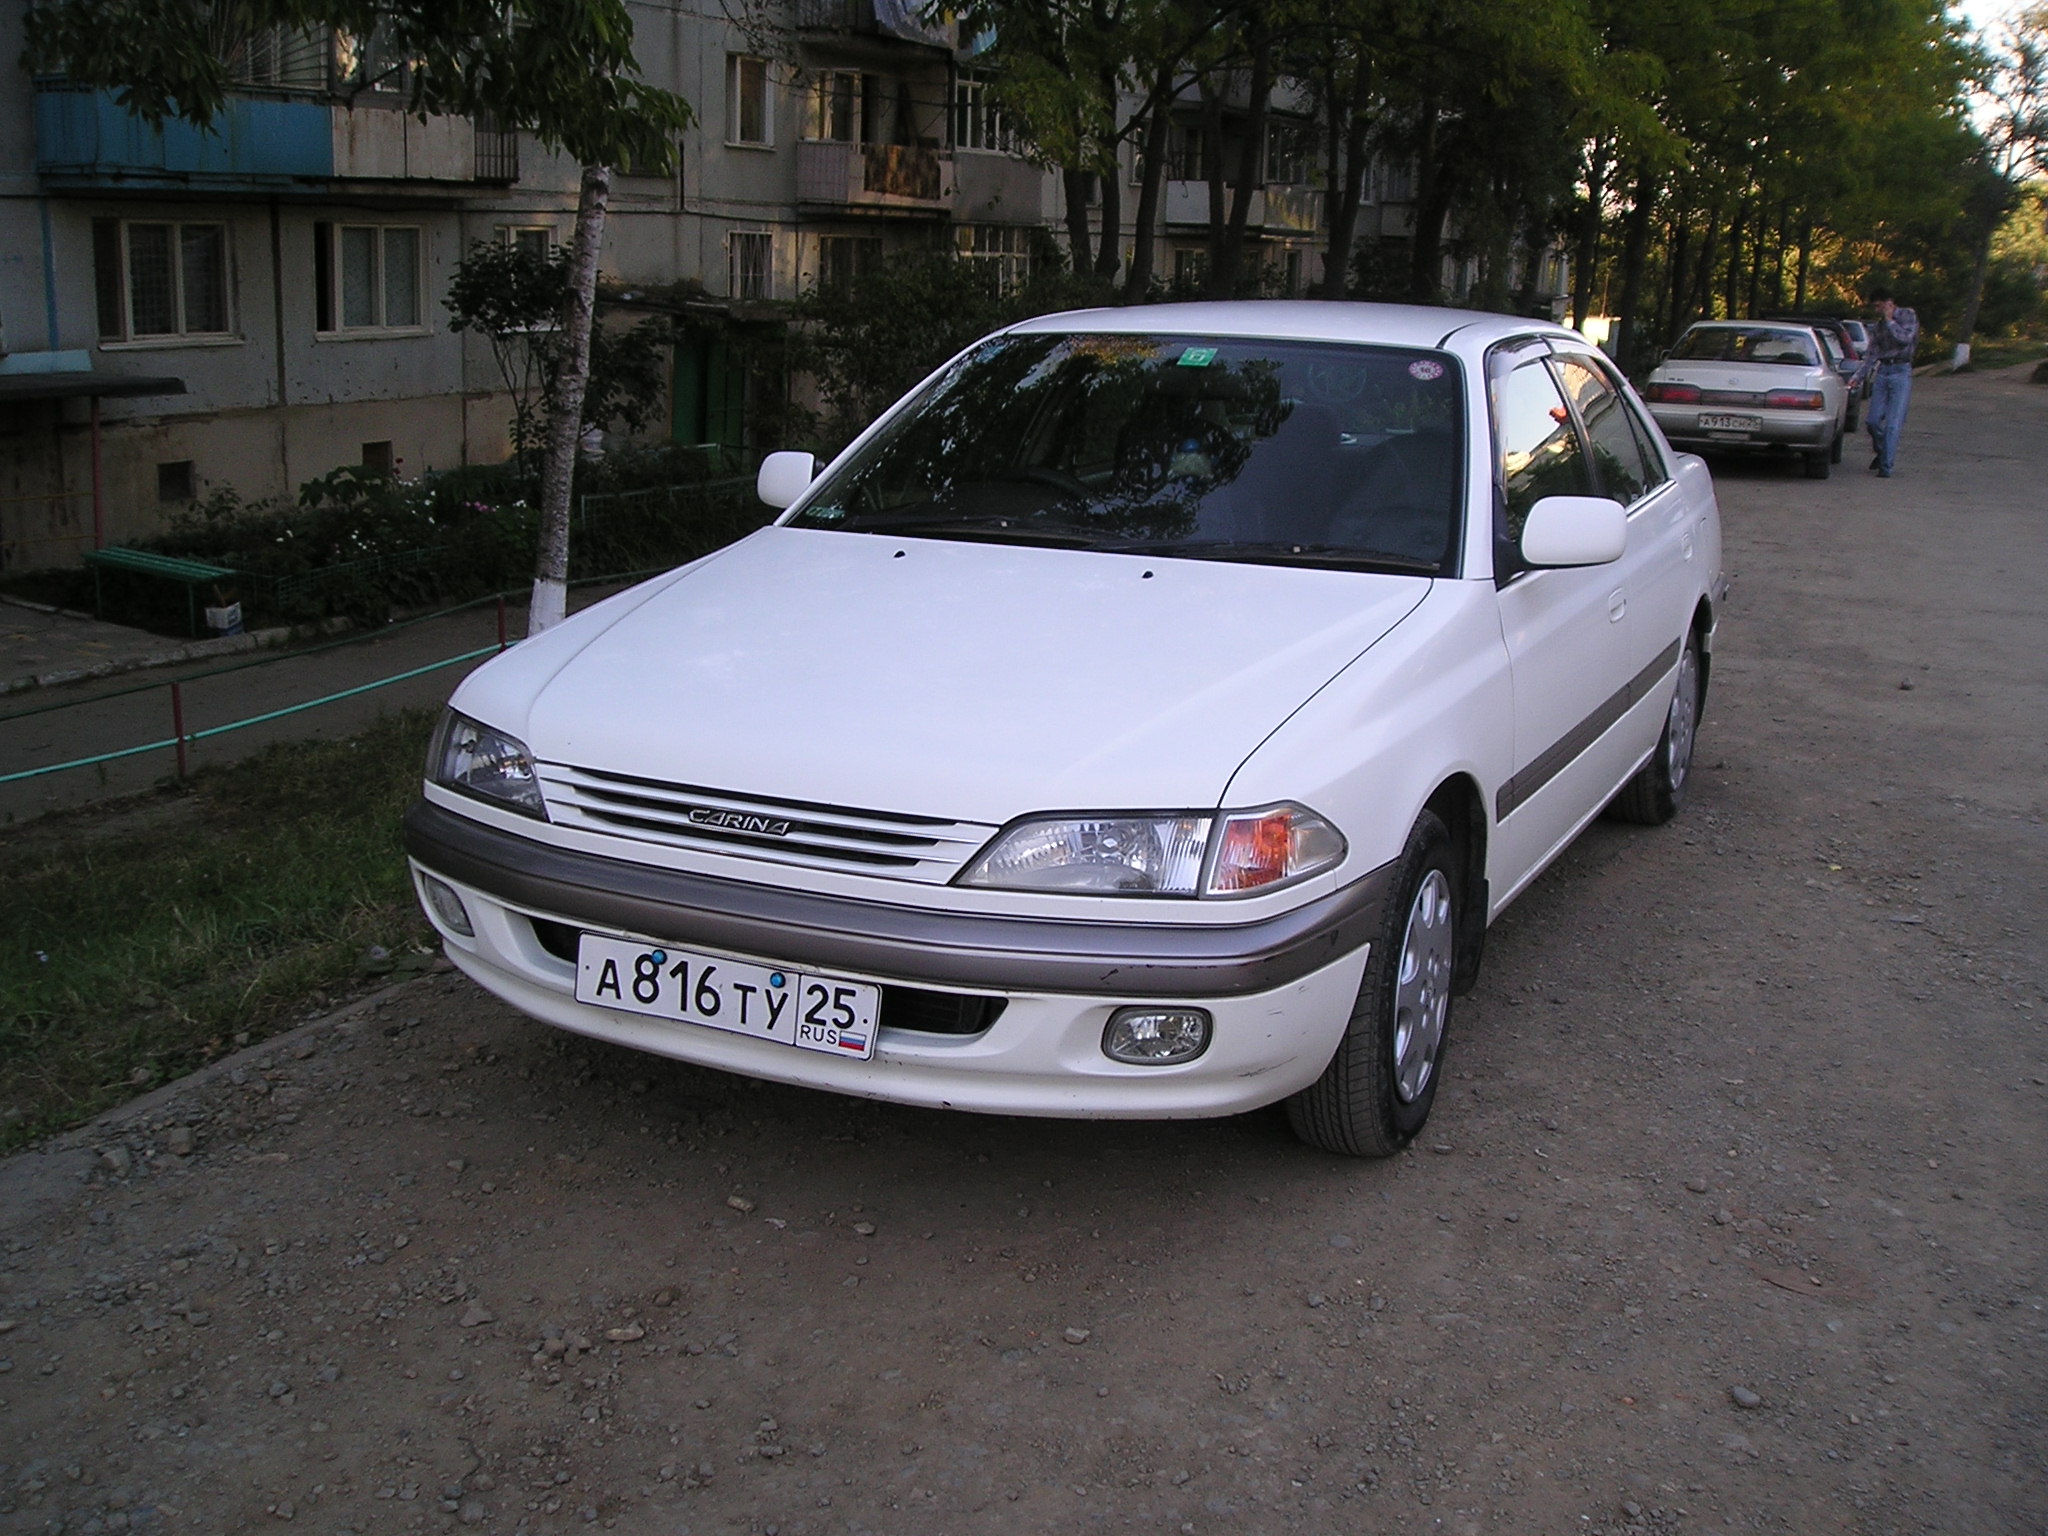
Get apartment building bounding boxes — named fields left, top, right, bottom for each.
left=0, top=0, right=1505, bottom=570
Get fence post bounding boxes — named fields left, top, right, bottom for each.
left=170, top=680, right=188, bottom=779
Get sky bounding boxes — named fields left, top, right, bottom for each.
left=1953, top=0, right=2028, bottom=38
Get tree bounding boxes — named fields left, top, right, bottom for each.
left=444, top=240, right=668, bottom=477
left=24, top=0, right=693, bottom=633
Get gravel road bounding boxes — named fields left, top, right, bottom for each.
left=3, top=366, right=2044, bottom=1536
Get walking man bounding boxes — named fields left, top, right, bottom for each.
left=1854, top=287, right=1919, bottom=477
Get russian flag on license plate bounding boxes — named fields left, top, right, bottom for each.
left=836, top=1032, right=869, bottom=1053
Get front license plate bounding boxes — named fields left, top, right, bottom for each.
left=1697, top=412, right=1762, bottom=432
left=574, top=935, right=881, bottom=1059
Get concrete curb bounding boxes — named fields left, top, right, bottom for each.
left=0, top=599, right=353, bottom=698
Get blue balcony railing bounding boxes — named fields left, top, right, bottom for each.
left=34, top=84, right=334, bottom=187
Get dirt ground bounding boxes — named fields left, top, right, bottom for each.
left=3, top=366, right=2044, bottom=1536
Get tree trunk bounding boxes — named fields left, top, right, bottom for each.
left=530, top=161, right=610, bottom=635
left=1211, top=23, right=1274, bottom=299
left=1408, top=98, right=1446, bottom=302
left=1611, top=167, right=1659, bottom=370
left=1199, top=80, right=1226, bottom=286
left=1744, top=206, right=1767, bottom=318
left=1687, top=200, right=1720, bottom=324
left=1063, top=165, right=1094, bottom=274
left=1954, top=222, right=1996, bottom=356
left=1658, top=205, right=1689, bottom=342
left=1124, top=89, right=1173, bottom=302
left=1321, top=64, right=1373, bottom=299
left=1571, top=135, right=1609, bottom=329
left=1721, top=202, right=1744, bottom=319
left=1793, top=222, right=1812, bottom=311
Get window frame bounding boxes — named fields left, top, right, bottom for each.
left=805, top=69, right=860, bottom=144
left=92, top=218, right=237, bottom=347
left=1487, top=339, right=1597, bottom=583
left=727, top=229, right=775, bottom=301
left=1549, top=352, right=1660, bottom=510
left=314, top=221, right=428, bottom=338
left=953, top=71, right=1014, bottom=155
left=727, top=54, right=774, bottom=148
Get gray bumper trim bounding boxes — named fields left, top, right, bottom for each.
left=405, top=800, right=1389, bottom=998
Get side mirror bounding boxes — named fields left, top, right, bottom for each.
left=1521, top=495, right=1626, bottom=568
left=756, top=451, right=816, bottom=510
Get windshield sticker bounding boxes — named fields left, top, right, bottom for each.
left=1407, top=358, right=1446, bottom=381
left=1177, top=346, right=1219, bottom=368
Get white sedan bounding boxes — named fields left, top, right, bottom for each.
left=406, top=302, right=1725, bottom=1157
left=1642, top=321, right=1848, bottom=479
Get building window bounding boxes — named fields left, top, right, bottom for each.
left=499, top=226, right=556, bottom=263
left=728, top=55, right=772, bottom=146
left=1264, top=121, right=1310, bottom=186
left=91, top=219, right=233, bottom=343
left=157, top=461, right=195, bottom=503
left=1375, top=155, right=1416, bottom=204
left=1166, top=122, right=1208, bottom=182
left=818, top=234, right=881, bottom=291
left=806, top=70, right=859, bottom=143
left=955, top=224, right=1031, bottom=291
left=728, top=231, right=774, bottom=300
left=953, top=72, right=1012, bottom=154
left=1173, top=247, right=1208, bottom=289
left=361, top=440, right=395, bottom=474
left=314, top=223, right=424, bottom=333
left=334, top=22, right=410, bottom=95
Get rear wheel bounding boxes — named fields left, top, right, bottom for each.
left=1829, top=426, right=1844, bottom=463
left=1804, top=446, right=1832, bottom=479
left=1287, top=812, right=1456, bottom=1157
left=1610, top=628, right=1702, bottom=825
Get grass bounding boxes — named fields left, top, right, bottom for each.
left=0, top=709, right=439, bottom=1152
left=1953, top=334, right=2048, bottom=372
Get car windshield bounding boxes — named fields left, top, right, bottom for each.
left=789, top=333, right=1465, bottom=575
left=1669, top=326, right=1819, bottom=367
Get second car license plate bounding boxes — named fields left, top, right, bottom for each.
left=1697, top=412, right=1762, bottom=432
left=574, top=935, right=881, bottom=1058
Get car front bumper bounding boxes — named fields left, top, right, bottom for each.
left=404, top=800, right=1386, bottom=1118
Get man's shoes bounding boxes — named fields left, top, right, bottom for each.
left=1878, top=468, right=1892, bottom=478
left=1869, top=454, right=1882, bottom=470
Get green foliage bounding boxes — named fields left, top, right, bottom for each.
left=792, top=252, right=1113, bottom=450
left=444, top=240, right=669, bottom=468
left=0, top=709, right=439, bottom=1151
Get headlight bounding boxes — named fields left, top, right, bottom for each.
left=428, top=710, right=547, bottom=819
left=958, top=802, right=1343, bottom=897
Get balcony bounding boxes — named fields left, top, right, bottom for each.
left=34, top=83, right=514, bottom=193
left=798, top=140, right=951, bottom=213
left=1162, top=180, right=1324, bottom=234
left=793, top=0, right=952, bottom=46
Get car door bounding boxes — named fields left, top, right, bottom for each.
left=1551, top=353, right=1693, bottom=714
left=1486, top=346, right=1642, bottom=907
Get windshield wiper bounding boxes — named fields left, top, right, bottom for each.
left=1098, top=539, right=1441, bottom=574
left=838, top=512, right=1109, bottom=548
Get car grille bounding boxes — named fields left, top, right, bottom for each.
left=536, top=764, right=997, bottom=884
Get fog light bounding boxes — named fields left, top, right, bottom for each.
left=1102, top=1006, right=1212, bottom=1065
left=421, top=874, right=474, bottom=937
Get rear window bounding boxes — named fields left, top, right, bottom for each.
left=1669, top=327, right=1819, bottom=367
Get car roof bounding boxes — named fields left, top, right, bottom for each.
left=1004, top=300, right=1577, bottom=354
left=1681, top=318, right=1819, bottom=331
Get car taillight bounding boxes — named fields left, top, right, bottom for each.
left=1645, top=382, right=1702, bottom=404
left=1764, top=390, right=1826, bottom=410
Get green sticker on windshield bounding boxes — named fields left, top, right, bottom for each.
left=1177, top=346, right=1218, bottom=368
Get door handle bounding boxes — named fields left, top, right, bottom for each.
left=1608, top=590, right=1626, bottom=623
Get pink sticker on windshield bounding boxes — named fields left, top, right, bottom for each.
left=1408, top=359, right=1445, bottom=381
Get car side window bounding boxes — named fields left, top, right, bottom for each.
left=1552, top=356, right=1652, bottom=507
left=1494, top=357, right=1593, bottom=551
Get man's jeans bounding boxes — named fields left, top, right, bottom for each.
left=1867, top=362, right=1913, bottom=474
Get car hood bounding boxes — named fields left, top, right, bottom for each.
left=474, top=527, right=1428, bottom=825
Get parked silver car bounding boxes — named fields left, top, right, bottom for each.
left=1643, top=322, right=1848, bottom=479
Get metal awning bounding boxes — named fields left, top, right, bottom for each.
left=0, top=372, right=185, bottom=405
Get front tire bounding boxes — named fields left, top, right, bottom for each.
left=1287, top=812, right=1457, bottom=1157
left=1609, top=628, right=1702, bottom=825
